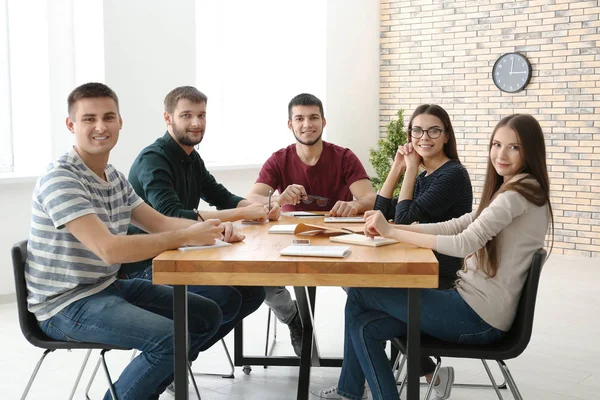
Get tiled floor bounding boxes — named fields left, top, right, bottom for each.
left=0, top=253, right=598, bottom=399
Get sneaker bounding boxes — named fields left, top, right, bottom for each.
left=311, top=385, right=368, bottom=399
left=431, top=366, right=454, bottom=400
left=165, top=382, right=175, bottom=396
left=287, top=303, right=303, bottom=356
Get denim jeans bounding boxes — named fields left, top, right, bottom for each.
left=337, top=288, right=505, bottom=400
left=39, top=278, right=222, bottom=400
left=122, top=265, right=266, bottom=351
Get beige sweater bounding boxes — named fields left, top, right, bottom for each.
left=417, top=185, right=549, bottom=331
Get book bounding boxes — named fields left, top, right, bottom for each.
left=324, top=216, right=365, bottom=223
left=279, top=245, right=352, bottom=258
left=268, top=224, right=298, bottom=234
left=294, top=223, right=356, bottom=236
left=329, top=234, right=398, bottom=247
left=178, top=239, right=232, bottom=251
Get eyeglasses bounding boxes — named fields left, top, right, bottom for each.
left=301, top=195, right=329, bottom=207
left=410, top=127, right=444, bottom=139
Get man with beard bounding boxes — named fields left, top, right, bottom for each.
left=246, top=93, right=376, bottom=356
left=121, top=87, right=272, bottom=393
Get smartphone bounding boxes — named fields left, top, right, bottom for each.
left=291, top=239, right=311, bottom=246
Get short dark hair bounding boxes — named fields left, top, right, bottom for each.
left=67, top=82, right=119, bottom=117
left=288, top=93, right=324, bottom=120
left=164, top=86, right=208, bottom=114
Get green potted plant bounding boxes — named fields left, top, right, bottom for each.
left=369, top=109, right=408, bottom=197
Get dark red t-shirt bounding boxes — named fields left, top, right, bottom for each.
left=256, top=141, right=370, bottom=211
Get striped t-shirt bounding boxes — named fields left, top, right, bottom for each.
left=26, top=149, right=144, bottom=321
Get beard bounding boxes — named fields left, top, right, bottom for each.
left=292, top=126, right=323, bottom=146
left=172, top=122, right=204, bottom=147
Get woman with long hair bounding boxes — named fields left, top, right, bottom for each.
left=333, top=114, right=554, bottom=400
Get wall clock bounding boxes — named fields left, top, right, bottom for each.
left=492, top=52, right=532, bottom=93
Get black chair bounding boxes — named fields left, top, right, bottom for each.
left=392, top=248, right=547, bottom=400
left=12, top=240, right=202, bottom=399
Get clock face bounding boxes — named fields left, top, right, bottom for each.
left=492, top=52, right=532, bottom=93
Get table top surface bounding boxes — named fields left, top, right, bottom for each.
left=152, top=215, right=439, bottom=288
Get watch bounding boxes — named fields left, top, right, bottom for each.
left=492, top=52, right=532, bottom=93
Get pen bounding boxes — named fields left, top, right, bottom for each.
left=267, top=189, right=273, bottom=213
left=192, top=208, right=205, bottom=222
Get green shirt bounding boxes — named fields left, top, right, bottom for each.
left=121, top=132, right=244, bottom=274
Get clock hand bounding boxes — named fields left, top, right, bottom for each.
left=512, top=71, right=527, bottom=74
left=510, top=58, right=514, bottom=75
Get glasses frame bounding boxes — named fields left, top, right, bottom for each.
left=301, top=195, right=330, bottom=207
left=409, top=127, right=445, bottom=139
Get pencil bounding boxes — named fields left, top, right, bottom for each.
left=192, top=208, right=205, bottom=221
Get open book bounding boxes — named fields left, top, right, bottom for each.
left=294, top=223, right=362, bottom=236
left=178, top=239, right=232, bottom=251
left=329, top=234, right=398, bottom=247
left=279, top=245, right=352, bottom=258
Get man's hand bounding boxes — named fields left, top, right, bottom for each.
left=185, top=219, right=225, bottom=246
left=363, top=210, right=393, bottom=239
left=327, top=201, right=359, bottom=217
left=223, top=221, right=246, bottom=243
left=267, top=202, right=281, bottom=221
left=279, top=184, right=307, bottom=206
left=243, top=203, right=269, bottom=222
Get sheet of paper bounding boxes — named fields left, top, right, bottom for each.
left=178, top=239, right=232, bottom=251
left=268, top=224, right=298, bottom=234
left=281, top=211, right=322, bottom=217
left=279, top=245, right=352, bottom=258
left=329, top=234, right=398, bottom=247
left=324, top=216, right=365, bottom=223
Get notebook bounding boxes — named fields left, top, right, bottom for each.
left=279, top=245, right=352, bottom=258
left=178, top=239, right=232, bottom=251
left=294, top=223, right=358, bottom=236
left=329, top=234, right=398, bottom=247
left=324, top=216, right=365, bottom=223
left=268, top=224, right=298, bottom=234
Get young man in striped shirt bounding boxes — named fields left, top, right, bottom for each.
left=25, top=82, right=232, bottom=400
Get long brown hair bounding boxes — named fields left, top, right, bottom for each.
left=474, top=114, right=554, bottom=277
left=407, top=104, right=460, bottom=161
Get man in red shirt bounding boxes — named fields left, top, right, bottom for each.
left=247, top=93, right=375, bottom=355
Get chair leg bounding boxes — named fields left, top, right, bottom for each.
left=192, top=339, right=236, bottom=378
left=497, top=360, right=523, bottom=400
left=85, top=356, right=102, bottom=400
left=20, top=348, right=55, bottom=400
left=68, top=349, right=93, bottom=400
left=100, top=349, right=118, bottom=400
left=397, top=365, right=409, bottom=398
left=423, top=357, right=442, bottom=400
left=394, top=353, right=406, bottom=384
left=482, top=359, right=505, bottom=400
left=188, top=362, right=202, bottom=399
left=263, top=309, right=277, bottom=369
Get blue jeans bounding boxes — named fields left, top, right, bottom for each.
left=122, top=265, right=265, bottom=351
left=337, top=288, right=505, bottom=400
left=39, top=278, right=222, bottom=400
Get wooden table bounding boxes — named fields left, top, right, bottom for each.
left=153, top=216, right=438, bottom=400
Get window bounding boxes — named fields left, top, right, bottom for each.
left=0, top=0, right=12, bottom=172
left=195, top=0, right=327, bottom=168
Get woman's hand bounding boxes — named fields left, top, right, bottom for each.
left=363, top=210, right=394, bottom=239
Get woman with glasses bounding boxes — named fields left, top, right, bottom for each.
left=377, top=104, right=472, bottom=397
left=315, top=105, right=472, bottom=399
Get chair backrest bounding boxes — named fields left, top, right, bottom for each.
left=501, top=247, right=547, bottom=356
left=11, top=239, right=49, bottom=347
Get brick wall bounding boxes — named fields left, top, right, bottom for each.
left=380, top=0, right=600, bottom=257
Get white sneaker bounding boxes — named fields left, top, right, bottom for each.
left=431, top=366, right=454, bottom=400
left=311, top=385, right=368, bottom=399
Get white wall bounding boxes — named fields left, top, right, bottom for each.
left=0, top=0, right=380, bottom=296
